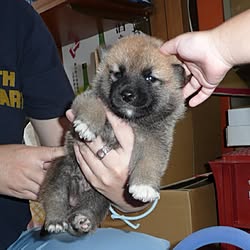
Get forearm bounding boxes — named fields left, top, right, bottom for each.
left=211, top=9, right=250, bottom=67
left=30, top=117, right=70, bottom=147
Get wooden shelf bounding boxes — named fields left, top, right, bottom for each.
left=33, top=0, right=153, bottom=47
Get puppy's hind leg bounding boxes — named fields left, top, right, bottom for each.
left=39, top=158, right=72, bottom=234
left=67, top=190, right=110, bottom=236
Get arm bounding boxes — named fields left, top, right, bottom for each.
left=30, top=116, right=70, bottom=146
left=0, top=1, right=73, bottom=202
left=212, top=9, right=250, bottom=66
left=67, top=109, right=148, bottom=213
left=160, top=9, right=250, bottom=107
left=0, top=117, right=68, bottom=200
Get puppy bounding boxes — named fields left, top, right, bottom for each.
left=39, top=34, right=186, bottom=236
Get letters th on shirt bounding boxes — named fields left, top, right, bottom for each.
left=0, top=70, right=23, bottom=109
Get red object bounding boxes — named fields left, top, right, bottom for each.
left=210, top=148, right=250, bottom=250
left=215, top=87, right=250, bottom=96
left=196, top=0, right=224, bottom=30
left=69, top=41, right=80, bottom=58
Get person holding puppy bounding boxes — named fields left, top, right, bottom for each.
left=160, top=9, right=250, bottom=107
left=0, top=0, right=74, bottom=247
left=3, top=1, right=166, bottom=249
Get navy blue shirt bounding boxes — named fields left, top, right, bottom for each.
left=0, top=0, right=74, bottom=248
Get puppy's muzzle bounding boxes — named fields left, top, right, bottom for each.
left=120, top=89, right=136, bottom=103
left=118, top=86, right=149, bottom=108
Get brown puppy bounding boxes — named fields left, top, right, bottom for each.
left=39, top=34, right=186, bottom=236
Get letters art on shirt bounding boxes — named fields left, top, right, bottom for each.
left=0, top=70, right=23, bottom=109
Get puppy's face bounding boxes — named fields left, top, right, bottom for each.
left=94, top=35, right=185, bottom=123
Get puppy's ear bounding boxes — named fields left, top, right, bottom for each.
left=97, top=45, right=112, bottom=63
left=172, top=64, right=191, bottom=87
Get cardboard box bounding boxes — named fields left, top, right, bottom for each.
left=101, top=174, right=218, bottom=247
left=161, top=96, right=222, bottom=185
left=162, top=110, right=194, bottom=185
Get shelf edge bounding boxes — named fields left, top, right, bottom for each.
left=32, top=0, right=67, bottom=14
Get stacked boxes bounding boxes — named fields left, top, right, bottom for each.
left=226, top=107, right=250, bottom=146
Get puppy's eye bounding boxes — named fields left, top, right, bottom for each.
left=109, top=70, right=123, bottom=82
left=109, top=65, right=126, bottom=82
left=114, top=71, right=123, bottom=79
left=142, top=68, right=159, bottom=83
left=145, top=75, right=158, bottom=83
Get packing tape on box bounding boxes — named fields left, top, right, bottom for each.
left=109, top=198, right=159, bottom=229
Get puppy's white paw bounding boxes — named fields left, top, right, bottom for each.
left=129, top=184, right=160, bottom=202
left=47, top=222, right=68, bottom=233
left=70, top=214, right=92, bottom=233
left=73, top=120, right=96, bottom=141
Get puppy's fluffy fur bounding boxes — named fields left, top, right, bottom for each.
left=39, top=34, right=186, bottom=236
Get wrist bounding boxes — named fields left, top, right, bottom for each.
left=112, top=190, right=149, bottom=213
left=209, top=29, right=234, bottom=71
left=113, top=201, right=149, bottom=214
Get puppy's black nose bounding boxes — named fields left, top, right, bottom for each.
left=121, top=90, right=135, bottom=103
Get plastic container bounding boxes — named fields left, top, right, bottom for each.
left=210, top=148, right=250, bottom=250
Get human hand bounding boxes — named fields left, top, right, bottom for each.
left=0, top=144, right=65, bottom=200
left=66, top=109, right=142, bottom=212
left=160, top=31, right=232, bottom=107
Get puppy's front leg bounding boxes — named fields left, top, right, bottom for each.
left=71, top=90, right=106, bottom=141
left=128, top=132, right=171, bottom=203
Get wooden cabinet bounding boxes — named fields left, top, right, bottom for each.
left=150, top=0, right=189, bottom=41
left=32, top=0, right=153, bottom=47
left=32, top=0, right=192, bottom=47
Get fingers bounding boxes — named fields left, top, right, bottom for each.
left=74, top=108, right=133, bottom=173
left=23, top=182, right=40, bottom=200
left=66, top=109, right=75, bottom=122
left=25, top=147, right=58, bottom=198
left=74, top=135, right=130, bottom=185
left=74, top=143, right=96, bottom=179
left=160, top=37, right=179, bottom=55
left=21, top=162, right=47, bottom=199
left=27, top=165, right=46, bottom=185
left=182, top=75, right=216, bottom=107
left=38, top=146, right=65, bottom=162
left=20, top=190, right=38, bottom=201
left=10, top=176, right=41, bottom=201
left=188, top=86, right=216, bottom=107
left=76, top=137, right=120, bottom=173
left=182, top=76, right=201, bottom=99
left=74, top=142, right=114, bottom=190
left=87, top=137, right=116, bottom=165
left=181, top=63, right=191, bottom=77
